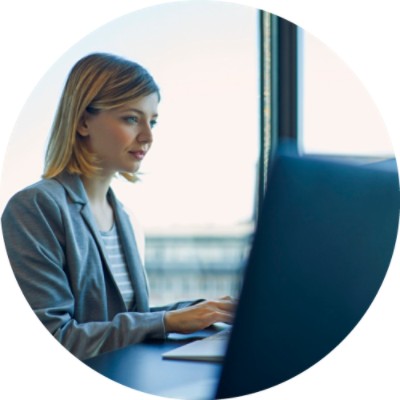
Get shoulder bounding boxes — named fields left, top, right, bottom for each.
left=3, top=178, right=66, bottom=217
left=1, top=179, right=69, bottom=238
left=10, top=178, right=65, bottom=202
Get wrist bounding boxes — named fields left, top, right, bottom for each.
left=164, top=311, right=174, bottom=333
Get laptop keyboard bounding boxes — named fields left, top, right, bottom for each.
left=203, top=328, right=231, bottom=341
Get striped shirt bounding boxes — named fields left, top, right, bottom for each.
left=100, top=223, right=135, bottom=310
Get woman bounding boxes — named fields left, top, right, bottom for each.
left=1, top=53, right=235, bottom=360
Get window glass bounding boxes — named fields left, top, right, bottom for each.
left=300, top=30, right=394, bottom=157
left=114, top=3, right=261, bottom=304
left=1, top=2, right=261, bottom=305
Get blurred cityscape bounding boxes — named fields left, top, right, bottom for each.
left=145, top=223, right=254, bottom=306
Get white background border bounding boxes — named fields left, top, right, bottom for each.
left=1, top=1, right=399, bottom=399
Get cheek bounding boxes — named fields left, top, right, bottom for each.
left=94, top=128, right=130, bottom=151
left=114, top=129, right=134, bottom=144
left=89, top=133, right=110, bottom=153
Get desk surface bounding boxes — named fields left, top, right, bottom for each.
left=84, top=328, right=223, bottom=400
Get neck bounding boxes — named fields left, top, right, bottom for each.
left=81, top=174, right=113, bottom=206
left=81, top=175, right=115, bottom=232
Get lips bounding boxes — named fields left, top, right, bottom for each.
left=129, top=150, right=146, bottom=160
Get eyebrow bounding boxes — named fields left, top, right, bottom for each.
left=123, top=108, right=158, bottom=118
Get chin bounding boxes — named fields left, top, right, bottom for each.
left=121, top=165, right=141, bottom=175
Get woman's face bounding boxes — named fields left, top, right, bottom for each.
left=78, top=93, right=159, bottom=177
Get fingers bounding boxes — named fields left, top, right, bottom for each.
left=211, top=310, right=235, bottom=325
left=218, top=295, right=238, bottom=306
left=209, top=296, right=237, bottom=313
left=164, top=295, right=238, bottom=334
left=200, top=298, right=236, bottom=326
left=218, top=295, right=236, bottom=301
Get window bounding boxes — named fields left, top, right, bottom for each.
left=111, top=3, right=262, bottom=304
left=299, top=29, right=394, bottom=157
left=1, top=2, right=265, bottom=305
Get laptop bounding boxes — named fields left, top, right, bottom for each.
left=162, top=326, right=232, bottom=362
left=163, top=147, right=399, bottom=398
left=216, top=150, right=399, bottom=398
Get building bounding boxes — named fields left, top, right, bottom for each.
left=144, top=223, right=254, bottom=305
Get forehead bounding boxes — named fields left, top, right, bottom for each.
left=117, top=93, right=159, bottom=115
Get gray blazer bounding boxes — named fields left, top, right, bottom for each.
left=1, top=172, right=198, bottom=360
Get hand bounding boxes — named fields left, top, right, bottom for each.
left=164, top=296, right=236, bottom=334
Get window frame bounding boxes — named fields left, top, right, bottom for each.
left=260, top=13, right=396, bottom=198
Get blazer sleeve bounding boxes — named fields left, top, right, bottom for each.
left=1, top=187, right=167, bottom=360
left=150, top=299, right=206, bottom=312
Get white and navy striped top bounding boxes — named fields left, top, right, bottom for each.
left=100, top=223, right=135, bottom=310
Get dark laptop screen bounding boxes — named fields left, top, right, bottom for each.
left=216, top=149, right=399, bottom=398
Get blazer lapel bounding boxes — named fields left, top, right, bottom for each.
left=80, top=203, right=110, bottom=266
left=55, top=172, right=127, bottom=310
left=55, top=171, right=150, bottom=312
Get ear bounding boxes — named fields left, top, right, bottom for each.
left=77, top=111, right=91, bottom=137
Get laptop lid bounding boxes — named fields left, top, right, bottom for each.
left=216, top=148, right=399, bottom=398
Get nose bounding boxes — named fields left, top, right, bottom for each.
left=137, top=121, right=153, bottom=144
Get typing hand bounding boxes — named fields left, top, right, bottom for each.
left=164, top=296, right=236, bottom=334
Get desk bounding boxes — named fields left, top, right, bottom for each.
left=84, top=328, right=223, bottom=400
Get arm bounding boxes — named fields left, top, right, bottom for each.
left=1, top=186, right=166, bottom=360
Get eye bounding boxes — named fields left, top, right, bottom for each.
left=123, top=115, right=139, bottom=124
left=150, top=119, right=158, bottom=129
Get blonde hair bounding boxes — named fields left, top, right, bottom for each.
left=43, top=52, right=160, bottom=182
